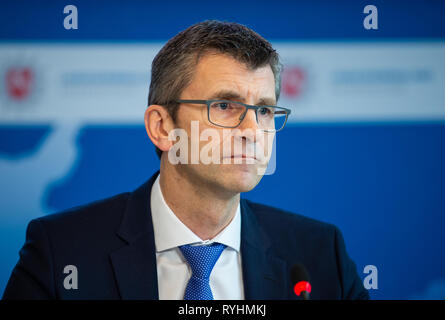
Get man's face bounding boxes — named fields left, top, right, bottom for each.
left=170, top=53, right=276, bottom=195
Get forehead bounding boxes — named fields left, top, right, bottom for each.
left=184, top=53, right=276, bottom=104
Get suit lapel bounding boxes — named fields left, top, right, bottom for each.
left=108, top=171, right=291, bottom=300
left=240, top=199, right=289, bottom=299
left=109, top=171, right=160, bottom=300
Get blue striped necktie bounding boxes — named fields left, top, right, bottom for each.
left=179, top=242, right=227, bottom=300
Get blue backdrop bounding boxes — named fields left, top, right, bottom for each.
left=1, top=0, right=445, bottom=299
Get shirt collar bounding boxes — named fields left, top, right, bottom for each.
left=150, top=173, right=241, bottom=253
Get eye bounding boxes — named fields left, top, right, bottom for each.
left=217, top=102, right=229, bottom=110
left=258, top=107, right=272, bottom=116
left=212, top=102, right=235, bottom=111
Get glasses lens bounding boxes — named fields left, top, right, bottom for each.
left=208, top=101, right=288, bottom=131
left=257, top=107, right=288, bottom=132
left=209, top=101, right=246, bottom=127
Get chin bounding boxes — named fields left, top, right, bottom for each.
left=222, top=165, right=264, bottom=192
left=183, top=162, right=265, bottom=194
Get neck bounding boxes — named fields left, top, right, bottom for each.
left=159, top=160, right=239, bottom=240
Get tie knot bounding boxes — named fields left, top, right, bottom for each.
left=179, top=243, right=227, bottom=280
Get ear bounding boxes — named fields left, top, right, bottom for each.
left=144, top=105, right=175, bottom=153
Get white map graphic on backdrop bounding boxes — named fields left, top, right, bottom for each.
left=0, top=122, right=80, bottom=225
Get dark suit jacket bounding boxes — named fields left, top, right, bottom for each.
left=2, top=171, right=369, bottom=300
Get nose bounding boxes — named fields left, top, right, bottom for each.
left=234, top=109, right=259, bottom=146
left=238, top=109, right=259, bottom=131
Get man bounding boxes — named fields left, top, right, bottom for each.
left=3, top=20, right=369, bottom=300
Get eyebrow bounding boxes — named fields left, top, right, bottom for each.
left=208, top=89, right=276, bottom=106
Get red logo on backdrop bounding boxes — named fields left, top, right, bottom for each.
left=282, top=67, right=306, bottom=98
left=6, top=67, right=34, bottom=101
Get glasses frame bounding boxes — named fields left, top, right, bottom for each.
left=173, top=99, right=291, bottom=132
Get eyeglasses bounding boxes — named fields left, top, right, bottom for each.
left=173, top=99, right=291, bottom=132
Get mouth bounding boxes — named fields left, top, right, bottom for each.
left=233, top=154, right=256, bottom=159
left=222, top=154, right=258, bottom=162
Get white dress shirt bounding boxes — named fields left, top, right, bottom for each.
left=150, top=174, right=245, bottom=300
